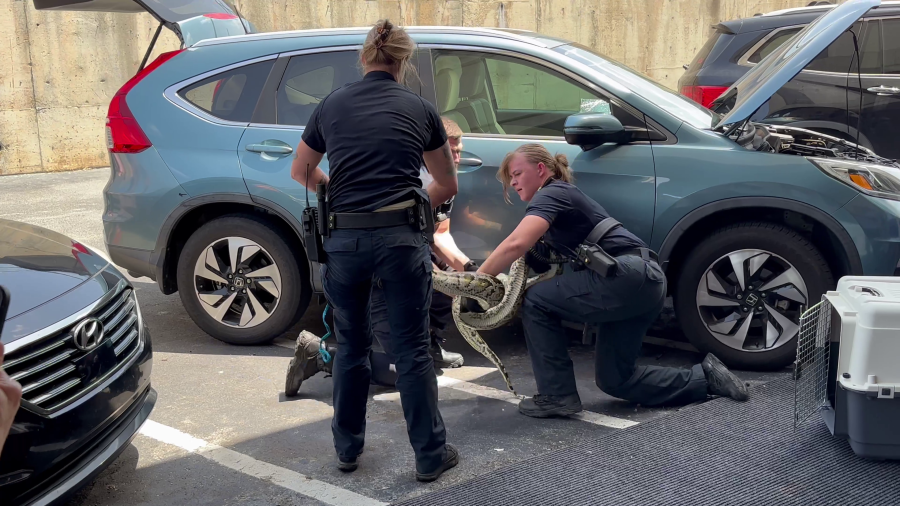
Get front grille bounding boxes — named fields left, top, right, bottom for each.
left=4, top=284, right=142, bottom=414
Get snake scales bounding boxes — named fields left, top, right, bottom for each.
left=431, top=255, right=562, bottom=397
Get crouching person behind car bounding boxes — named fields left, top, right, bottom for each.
left=469, top=143, right=749, bottom=418
left=285, top=117, right=473, bottom=392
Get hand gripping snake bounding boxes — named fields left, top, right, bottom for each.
left=431, top=255, right=563, bottom=397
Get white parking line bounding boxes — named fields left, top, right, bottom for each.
left=138, top=420, right=386, bottom=506
left=373, top=375, right=639, bottom=429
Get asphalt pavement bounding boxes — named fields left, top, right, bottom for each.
left=0, top=168, right=790, bottom=505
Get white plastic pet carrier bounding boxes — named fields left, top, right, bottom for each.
left=794, top=276, right=900, bottom=460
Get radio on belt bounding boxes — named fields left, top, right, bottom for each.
left=795, top=276, right=900, bottom=460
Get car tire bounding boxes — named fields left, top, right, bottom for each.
left=674, top=221, right=833, bottom=371
left=176, top=214, right=310, bottom=345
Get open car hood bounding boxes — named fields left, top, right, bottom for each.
left=32, top=0, right=256, bottom=46
left=711, top=0, right=879, bottom=129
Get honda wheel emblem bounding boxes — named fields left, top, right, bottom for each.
left=73, top=317, right=105, bottom=351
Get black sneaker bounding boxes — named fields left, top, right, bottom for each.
left=415, top=443, right=459, bottom=482
left=337, top=447, right=363, bottom=472
left=285, top=331, right=328, bottom=397
left=702, top=353, right=749, bottom=402
left=429, top=338, right=464, bottom=368
left=517, top=393, right=583, bottom=418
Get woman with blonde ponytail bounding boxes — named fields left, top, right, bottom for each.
left=287, top=18, right=459, bottom=481
left=473, top=143, right=749, bottom=418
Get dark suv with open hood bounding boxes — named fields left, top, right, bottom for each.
left=678, top=1, right=900, bottom=161
left=0, top=218, right=154, bottom=506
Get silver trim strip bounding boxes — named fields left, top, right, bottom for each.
left=5, top=279, right=127, bottom=355
left=278, top=45, right=361, bottom=58
left=163, top=54, right=280, bottom=127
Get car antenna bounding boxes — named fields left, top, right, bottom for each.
left=231, top=1, right=250, bottom=35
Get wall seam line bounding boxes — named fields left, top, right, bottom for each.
left=22, top=2, right=45, bottom=172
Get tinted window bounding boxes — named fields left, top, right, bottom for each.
left=805, top=23, right=861, bottom=73
left=883, top=19, right=900, bottom=74
left=433, top=50, right=646, bottom=137
left=276, top=51, right=362, bottom=126
left=178, top=59, right=274, bottom=122
left=748, top=27, right=803, bottom=64
left=860, top=20, right=882, bottom=74
left=688, top=27, right=723, bottom=69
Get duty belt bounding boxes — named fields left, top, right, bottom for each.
left=328, top=207, right=422, bottom=230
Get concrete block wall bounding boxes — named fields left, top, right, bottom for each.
left=1, top=0, right=830, bottom=175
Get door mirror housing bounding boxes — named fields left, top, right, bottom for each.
left=564, top=113, right=628, bottom=151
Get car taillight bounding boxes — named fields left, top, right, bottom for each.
left=106, top=49, right=184, bottom=154
left=680, top=85, right=729, bottom=109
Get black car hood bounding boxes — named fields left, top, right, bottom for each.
left=0, top=219, right=110, bottom=320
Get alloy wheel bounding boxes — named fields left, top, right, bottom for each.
left=192, top=237, right=282, bottom=328
left=695, top=249, right=808, bottom=352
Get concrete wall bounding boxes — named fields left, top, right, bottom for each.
left=1, top=0, right=828, bottom=175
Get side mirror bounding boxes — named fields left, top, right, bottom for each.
left=564, top=113, right=628, bottom=151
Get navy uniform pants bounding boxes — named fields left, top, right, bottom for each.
left=521, top=253, right=709, bottom=407
left=320, top=225, right=446, bottom=473
left=367, top=277, right=454, bottom=387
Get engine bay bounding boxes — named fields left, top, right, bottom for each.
left=731, top=122, right=900, bottom=168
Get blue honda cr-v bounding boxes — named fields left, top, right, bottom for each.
left=36, top=0, right=900, bottom=371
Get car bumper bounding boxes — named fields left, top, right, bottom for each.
left=22, top=385, right=157, bottom=506
left=107, top=244, right=155, bottom=280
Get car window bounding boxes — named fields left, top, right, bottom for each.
left=432, top=50, right=646, bottom=138
left=805, top=22, right=861, bottom=73
left=883, top=19, right=900, bottom=74
left=860, top=19, right=882, bottom=74
left=747, top=27, right=803, bottom=64
left=178, top=59, right=275, bottom=123
left=276, top=51, right=362, bottom=126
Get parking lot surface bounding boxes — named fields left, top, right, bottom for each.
left=0, top=168, right=789, bottom=505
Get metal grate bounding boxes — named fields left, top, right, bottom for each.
left=4, top=285, right=142, bottom=414
left=793, top=295, right=833, bottom=428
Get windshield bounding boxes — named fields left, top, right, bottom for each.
left=553, top=43, right=720, bottom=129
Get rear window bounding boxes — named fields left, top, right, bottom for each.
left=686, top=28, right=722, bottom=70
left=747, top=27, right=803, bottom=64
left=276, top=51, right=362, bottom=126
left=178, top=59, right=275, bottom=123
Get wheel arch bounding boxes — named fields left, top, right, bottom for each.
left=658, top=197, right=863, bottom=295
left=150, top=194, right=311, bottom=295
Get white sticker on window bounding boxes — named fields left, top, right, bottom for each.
left=580, top=99, right=611, bottom=114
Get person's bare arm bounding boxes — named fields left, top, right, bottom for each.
left=290, top=141, right=329, bottom=192
left=0, top=342, right=22, bottom=457
left=422, top=141, right=458, bottom=208
left=478, top=216, right=550, bottom=276
left=431, top=219, right=470, bottom=272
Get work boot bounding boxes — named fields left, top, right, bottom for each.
left=702, top=353, right=749, bottom=401
left=517, top=393, right=583, bottom=418
left=429, top=331, right=464, bottom=368
left=415, top=443, right=459, bottom=482
left=285, top=331, right=331, bottom=397
left=337, top=447, right=363, bottom=472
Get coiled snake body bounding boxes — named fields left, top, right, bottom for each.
left=432, top=256, right=562, bottom=397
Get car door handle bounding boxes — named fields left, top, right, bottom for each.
left=246, top=143, right=293, bottom=154
left=866, top=85, right=900, bottom=96
left=457, top=155, right=483, bottom=173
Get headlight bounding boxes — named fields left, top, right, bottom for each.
left=809, top=157, right=900, bottom=201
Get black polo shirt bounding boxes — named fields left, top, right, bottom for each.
left=525, top=179, right=646, bottom=257
left=301, top=71, right=447, bottom=214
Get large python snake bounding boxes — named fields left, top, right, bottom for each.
left=431, top=255, right=562, bottom=397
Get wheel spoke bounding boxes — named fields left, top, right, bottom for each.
left=764, top=302, right=800, bottom=348
left=707, top=311, right=743, bottom=335
left=706, top=271, right=728, bottom=295
left=239, top=300, right=253, bottom=326
left=759, top=266, right=808, bottom=302
left=195, top=251, right=227, bottom=284
left=698, top=283, right=740, bottom=307
left=202, top=292, right=237, bottom=323
left=771, top=285, right=807, bottom=304
left=256, top=280, right=279, bottom=297
left=245, top=264, right=281, bottom=293
left=727, top=251, right=759, bottom=290
left=748, top=253, right=770, bottom=280
left=721, top=310, right=754, bottom=350
left=240, top=245, right=260, bottom=265
left=227, top=238, right=258, bottom=273
left=198, top=287, right=229, bottom=306
left=245, top=289, right=270, bottom=326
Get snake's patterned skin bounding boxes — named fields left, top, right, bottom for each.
left=432, top=256, right=561, bottom=396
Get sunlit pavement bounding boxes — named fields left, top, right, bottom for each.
left=0, top=168, right=789, bottom=505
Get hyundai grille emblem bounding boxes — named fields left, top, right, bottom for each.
left=73, top=317, right=105, bottom=351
